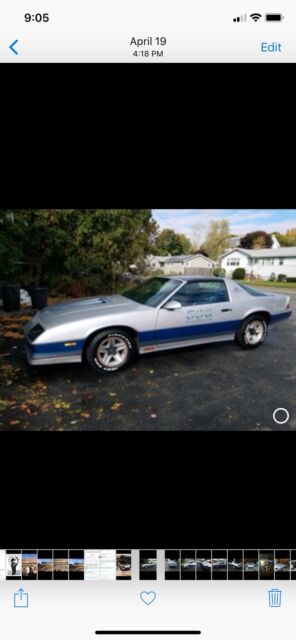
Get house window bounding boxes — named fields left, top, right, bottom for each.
left=279, top=259, right=284, bottom=265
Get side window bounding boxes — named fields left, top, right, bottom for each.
left=173, top=281, right=229, bottom=306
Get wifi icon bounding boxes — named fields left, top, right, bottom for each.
left=250, top=12, right=262, bottom=21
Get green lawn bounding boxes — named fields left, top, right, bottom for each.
left=240, top=279, right=296, bottom=289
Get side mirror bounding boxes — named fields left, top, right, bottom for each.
left=164, top=300, right=182, bottom=310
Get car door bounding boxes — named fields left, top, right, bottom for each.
left=154, top=280, right=238, bottom=348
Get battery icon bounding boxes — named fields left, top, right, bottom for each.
left=265, top=13, right=283, bottom=21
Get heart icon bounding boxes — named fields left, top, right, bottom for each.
left=140, top=591, right=156, bottom=605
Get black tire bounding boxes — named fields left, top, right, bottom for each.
left=236, top=314, right=268, bottom=349
left=86, top=329, right=137, bottom=374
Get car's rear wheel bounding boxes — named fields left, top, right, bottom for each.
left=86, top=330, right=137, bottom=373
left=236, top=314, right=268, bottom=349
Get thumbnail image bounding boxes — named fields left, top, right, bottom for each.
left=140, top=550, right=157, bottom=580
left=259, top=551, right=274, bottom=579
left=116, top=551, right=132, bottom=579
left=290, top=550, right=296, bottom=579
left=196, top=551, right=212, bottom=580
left=54, top=550, right=69, bottom=580
left=69, top=550, right=84, bottom=580
left=140, top=557, right=157, bottom=570
left=275, top=550, right=290, bottom=579
left=22, top=551, right=37, bottom=579
left=212, top=551, right=227, bottom=580
left=227, top=551, right=243, bottom=580
left=6, top=551, right=21, bottom=579
left=243, top=551, right=259, bottom=579
left=38, top=550, right=53, bottom=580
left=0, top=550, right=5, bottom=581
left=181, top=550, right=196, bottom=580
left=165, top=550, right=180, bottom=580
left=85, top=550, right=100, bottom=580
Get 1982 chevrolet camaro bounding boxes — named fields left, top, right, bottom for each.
left=24, top=276, right=292, bottom=374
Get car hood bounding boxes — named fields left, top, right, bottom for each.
left=29, top=295, right=142, bottom=329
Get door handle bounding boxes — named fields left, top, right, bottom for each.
left=221, top=308, right=232, bottom=312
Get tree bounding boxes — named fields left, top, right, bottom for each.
left=192, top=247, right=209, bottom=257
left=153, top=228, right=192, bottom=255
left=285, top=227, right=296, bottom=244
left=191, top=223, right=205, bottom=252
left=64, top=209, right=157, bottom=290
left=202, top=219, right=230, bottom=260
left=0, top=210, right=26, bottom=281
left=272, top=230, right=296, bottom=247
left=240, top=230, right=272, bottom=249
left=0, top=210, right=157, bottom=293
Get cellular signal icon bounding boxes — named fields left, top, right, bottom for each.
left=233, top=13, right=247, bottom=21
left=250, top=12, right=262, bottom=20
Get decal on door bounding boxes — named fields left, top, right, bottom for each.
left=186, top=308, right=213, bottom=322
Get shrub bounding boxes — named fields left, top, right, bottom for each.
left=287, top=277, right=296, bottom=283
left=269, top=272, right=276, bottom=282
left=278, top=274, right=287, bottom=282
left=213, top=267, right=226, bottom=277
left=232, top=268, right=246, bottom=280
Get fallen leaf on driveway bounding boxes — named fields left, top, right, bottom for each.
left=109, top=392, right=117, bottom=397
left=10, top=420, right=20, bottom=425
left=80, top=411, right=90, bottom=418
left=54, top=401, right=71, bottom=409
left=110, top=402, right=122, bottom=411
left=2, top=331, right=23, bottom=339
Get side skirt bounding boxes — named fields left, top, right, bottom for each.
left=139, top=333, right=235, bottom=354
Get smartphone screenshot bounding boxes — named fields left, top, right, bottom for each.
left=0, top=0, right=294, bottom=633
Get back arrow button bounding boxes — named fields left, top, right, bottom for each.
left=9, top=39, right=19, bottom=55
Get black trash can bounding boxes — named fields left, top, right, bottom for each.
left=30, top=286, right=48, bottom=310
left=2, top=284, right=21, bottom=312
left=0, top=281, right=5, bottom=300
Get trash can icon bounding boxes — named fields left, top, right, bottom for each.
left=268, top=588, right=282, bottom=607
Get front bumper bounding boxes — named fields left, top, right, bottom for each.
left=25, top=341, right=82, bottom=366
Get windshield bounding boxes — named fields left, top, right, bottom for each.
left=123, top=277, right=180, bottom=307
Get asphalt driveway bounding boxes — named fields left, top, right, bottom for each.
left=1, top=289, right=296, bottom=431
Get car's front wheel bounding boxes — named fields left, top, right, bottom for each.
left=236, top=314, right=268, bottom=349
left=86, top=330, right=137, bottom=373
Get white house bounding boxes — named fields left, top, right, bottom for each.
left=145, top=253, right=215, bottom=275
left=220, top=247, right=296, bottom=280
left=163, top=254, right=215, bottom=275
left=145, top=255, right=168, bottom=271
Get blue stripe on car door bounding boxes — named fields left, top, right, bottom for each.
left=139, top=319, right=242, bottom=345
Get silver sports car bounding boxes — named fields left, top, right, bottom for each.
left=24, top=276, right=292, bottom=374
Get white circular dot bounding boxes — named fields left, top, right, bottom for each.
left=273, top=408, right=289, bottom=425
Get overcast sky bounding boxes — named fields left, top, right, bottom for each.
left=152, top=210, right=296, bottom=242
